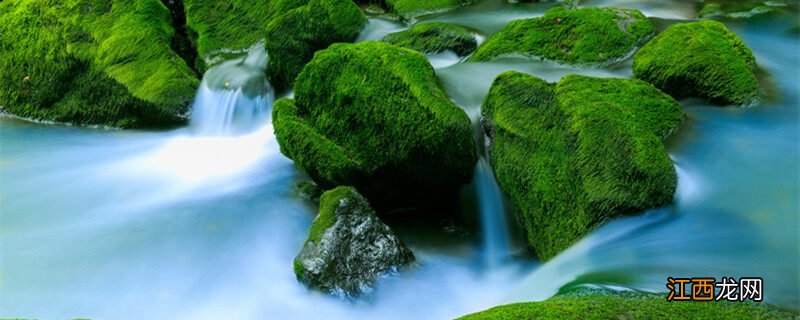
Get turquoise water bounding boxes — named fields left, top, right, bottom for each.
left=1, top=1, right=798, bottom=318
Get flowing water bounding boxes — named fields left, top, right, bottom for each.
left=1, top=1, right=799, bottom=318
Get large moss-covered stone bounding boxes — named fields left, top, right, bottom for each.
left=471, top=6, right=655, bottom=66
left=380, top=22, right=477, bottom=56
left=633, top=20, right=761, bottom=106
left=265, top=0, right=367, bottom=90
left=457, top=289, right=796, bottom=319
left=482, top=71, right=683, bottom=260
left=273, top=41, right=476, bottom=210
left=294, top=186, right=414, bottom=297
left=0, top=0, right=200, bottom=128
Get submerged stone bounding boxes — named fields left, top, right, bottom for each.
left=698, top=0, right=789, bottom=19
left=633, top=20, right=761, bottom=106
left=482, top=71, right=684, bottom=260
left=294, top=186, right=415, bottom=297
left=0, top=0, right=200, bottom=128
left=272, top=41, right=476, bottom=210
left=380, top=22, right=477, bottom=56
left=471, top=6, right=655, bottom=66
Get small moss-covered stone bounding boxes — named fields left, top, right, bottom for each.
left=385, top=0, right=473, bottom=20
left=294, top=186, right=414, bottom=297
left=0, top=0, right=200, bottom=128
left=265, top=0, right=367, bottom=90
left=482, top=71, right=683, bottom=260
left=380, top=22, right=477, bottom=56
left=633, top=20, right=761, bottom=106
left=471, top=6, right=655, bottom=66
left=273, top=41, right=476, bottom=210
left=457, top=289, right=796, bottom=319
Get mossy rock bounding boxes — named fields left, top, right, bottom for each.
left=265, top=0, right=367, bottom=90
left=457, top=289, right=797, bottom=319
left=184, top=0, right=301, bottom=63
left=633, top=20, right=761, bottom=106
left=380, top=22, right=477, bottom=56
left=482, top=71, right=683, bottom=260
left=184, top=0, right=262, bottom=58
left=273, top=41, right=476, bottom=211
left=698, top=0, right=789, bottom=19
left=385, top=0, right=473, bottom=20
left=294, top=186, right=414, bottom=297
left=0, top=0, right=200, bottom=128
left=471, top=6, right=655, bottom=66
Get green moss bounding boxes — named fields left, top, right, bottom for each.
left=471, top=6, right=655, bottom=66
left=380, top=22, right=477, bottom=56
left=273, top=41, right=476, bottom=210
left=482, top=71, right=683, bottom=260
left=293, top=185, right=355, bottom=281
left=633, top=20, right=761, bottom=106
left=457, top=289, right=796, bottom=319
left=385, top=0, right=473, bottom=20
left=265, top=0, right=366, bottom=90
left=0, top=0, right=200, bottom=128
left=306, top=186, right=353, bottom=244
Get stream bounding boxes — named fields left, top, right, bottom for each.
left=1, top=1, right=798, bottom=319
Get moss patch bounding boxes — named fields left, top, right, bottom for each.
left=305, top=186, right=350, bottom=244
left=0, top=0, right=200, bottom=128
left=380, top=22, right=477, bottom=56
left=482, top=71, right=683, bottom=260
left=273, top=41, right=476, bottom=211
left=633, top=20, right=761, bottom=106
left=265, top=0, right=366, bottom=90
left=457, top=289, right=796, bottom=319
left=471, top=6, right=654, bottom=66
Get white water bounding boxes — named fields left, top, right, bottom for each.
left=474, top=157, right=512, bottom=268
left=191, top=43, right=273, bottom=136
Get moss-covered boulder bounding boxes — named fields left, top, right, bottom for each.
left=633, top=20, right=761, bottom=106
left=385, top=0, right=473, bottom=20
left=471, top=6, right=655, bottom=66
left=457, top=289, right=796, bottom=319
left=482, top=72, right=683, bottom=260
left=273, top=41, right=476, bottom=210
left=294, top=186, right=414, bottom=297
left=185, top=0, right=366, bottom=87
left=265, top=0, right=367, bottom=90
left=698, top=0, right=789, bottom=19
left=184, top=0, right=301, bottom=65
left=0, top=0, right=200, bottom=128
left=380, top=22, right=477, bottom=57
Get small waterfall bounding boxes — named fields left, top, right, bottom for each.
left=191, top=42, right=274, bottom=136
left=191, top=85, right=272, bottom=135
left=114, top=42, right=280, bottom=191
left=475, top=157, right=512, bottom=268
